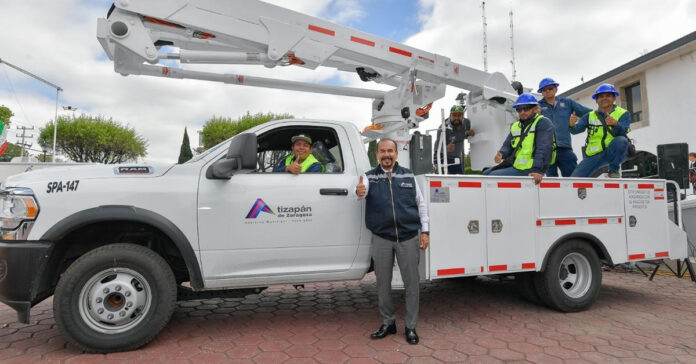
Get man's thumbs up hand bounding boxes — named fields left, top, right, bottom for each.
left=287, top=156, right=302, bottom=174
left=356, top=175, right=367, bottom=197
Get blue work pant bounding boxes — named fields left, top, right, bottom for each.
left=483, top=166, right=529, bottom=176
left=571, top=136, right=629, bottom=177
left=546, top=147, right=578, bottom=177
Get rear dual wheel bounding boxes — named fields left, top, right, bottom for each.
left=534, top=240, right=602, bottom=312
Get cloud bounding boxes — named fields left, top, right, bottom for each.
left=324, top=0, right=367, bottom=25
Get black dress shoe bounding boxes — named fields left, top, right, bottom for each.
left=405, top=328, right=419, bottom=344
left=370, top=323, right=396, bottom=339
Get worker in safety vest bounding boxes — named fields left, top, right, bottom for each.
left=570, top=84, right=631, bottom=178
left=273, top=133, right=324, bottom=174
left=483, top=93, right=556, bottom=185
left=537, top=77, right=591, bottom=177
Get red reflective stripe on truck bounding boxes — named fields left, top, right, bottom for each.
left=540, top=182, right=560, bottom=188
left=498, top=182, right=521, bottom=188
left=655, top=188, right=665, bottom=192
left=655, top=197, right=665, bottom=200
left=588, top=218, right=608, bottom=224
left=629, top=253, right=646, bottom=260
left=536, top=220, right=542, bottom=226
left=604, top=183, right=620, bottom=188
left=522, top=263, right=535, bottom=269
left=437, top=268, right=465, bottom=276
left=458, top=182, right=481, bottom=188
left=430, top=181, right=442, bottom=188
left=350, top=36, right=375, bottom=47
left=308, top=24, right=335, bottom=36
left=573, top=183, right=593, bottom=188
left=638, top=184, right=654, bottom=189
left=655, top=251, right=669, bottom=257
left=555, top=219, right=576, bottom=226
left=489, top=265, right=507, bottom=272
left=389, top=47, right=412, bottom=57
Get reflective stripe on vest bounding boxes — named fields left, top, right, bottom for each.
left=284, top=154, right=325, bottom=172
left=585, top=106, right=628, bottom=157
left=510, top=114, right=556, bottom=170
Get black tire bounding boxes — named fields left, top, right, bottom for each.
left=515, top=272, right=542, bottom=305
left=54, top=244, right=177, bottom=353
left=534, top=240, right=602, bottom=312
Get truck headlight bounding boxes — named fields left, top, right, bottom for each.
left=0, top=188, right=39, bottom=240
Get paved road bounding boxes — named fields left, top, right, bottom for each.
left=1, top=271, right=695, bottom=363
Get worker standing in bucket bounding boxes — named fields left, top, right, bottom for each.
left=433, top=105, right=475, bottom=174
left=570, top=84, right=631, bottom=178
left=537, top=78, right=592, bottom=177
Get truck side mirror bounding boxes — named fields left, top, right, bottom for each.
left=206, top=133, right=258, bottom=179
left=226, top=133, right=257, bottom=169
left=206, top=158, right=239, bottom=180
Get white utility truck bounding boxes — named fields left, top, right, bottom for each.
left=0, top=0, right=687, bottom=353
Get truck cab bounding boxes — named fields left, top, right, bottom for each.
left=0, top=119, right=373, bottom=352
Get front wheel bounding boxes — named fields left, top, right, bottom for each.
left=534, top=240, right=602, bottom=312
left=54, top=244, right=177, bottom=353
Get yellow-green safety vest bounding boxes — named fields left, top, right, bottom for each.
left=585, top=106, right=629, bottom=157
left=510, top=114, right=556, bottom=171
left=284, top=154, right=325, bottom=172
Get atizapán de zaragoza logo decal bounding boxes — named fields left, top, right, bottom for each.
left=245, top=198, right=275, bottom=219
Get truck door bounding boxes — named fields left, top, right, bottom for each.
left=197, top=124, right=362, bottom=283
left=484, top=178, right=537, bottom=273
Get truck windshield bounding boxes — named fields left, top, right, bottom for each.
left=186, top=139, right=230, bottom=163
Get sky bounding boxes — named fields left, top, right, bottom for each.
left=0, top=0, right=694, bottom=163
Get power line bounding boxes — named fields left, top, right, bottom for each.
left=0, top=65, right=36, bottom=128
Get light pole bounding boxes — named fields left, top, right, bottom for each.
left=0, top=58, right=63, bottom=163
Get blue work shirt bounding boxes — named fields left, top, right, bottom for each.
left=570, top=105, right=631, bottom=138
left=499, top=114, right=555, bottom=174
left=538, top=97, right=591, bottom=148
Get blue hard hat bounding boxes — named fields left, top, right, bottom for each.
left=513, top=93, right=539, bottom=109
left=537, top=78, right=559, bottom=93
left=592, top=83, right=620, bottom=100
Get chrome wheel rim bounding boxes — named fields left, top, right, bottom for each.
left=78, top=268, right=152, bottom=334
left=558, top=252, right=592, bottom=299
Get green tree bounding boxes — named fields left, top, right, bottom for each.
left=367, top=140, right=378, bottom=167
left=178, top=127, right=193, bottom=164
left=0, top=143, right=23, bottom=162
left=200, top=112, right=293, bottom=149
left=38, top=114, right=147, bottom=164
left=0, top=105, right=14, bottom=129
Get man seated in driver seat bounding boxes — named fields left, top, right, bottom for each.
left=274, top=134, right=325, bottom=174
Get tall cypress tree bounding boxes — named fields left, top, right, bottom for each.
left=178, top=127, right=193, bottom=164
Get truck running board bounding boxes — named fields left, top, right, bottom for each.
left=176, top=286, right=267, bottom=301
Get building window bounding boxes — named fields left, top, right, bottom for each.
left=624, top=82, right=643, bottom=123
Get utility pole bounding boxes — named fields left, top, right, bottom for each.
left=509, top=9, right=517, bottom=81
left=16, top=126, right=34, bottom=158
left=0, top=58, right=63, bottom=162
left=481, top=2, right=488, bottom=72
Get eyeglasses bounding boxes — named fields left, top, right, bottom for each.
left=541, top=86, right=556, bottom=92
left=516, top=105, right=535, bottom=112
